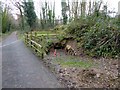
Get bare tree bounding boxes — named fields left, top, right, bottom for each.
left=12, top=0, right=24, bottom=30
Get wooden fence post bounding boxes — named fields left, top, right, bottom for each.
left=30, top=31, right=32, bottom=47
left=24, top=33, right=26, bottom=44
left=25, top=32, right=28, bottom=45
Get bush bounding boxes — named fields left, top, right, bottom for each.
left=66, top=15, right=120, bottom=58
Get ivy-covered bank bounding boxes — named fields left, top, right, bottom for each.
left=59, top=15, right=120, bottom=59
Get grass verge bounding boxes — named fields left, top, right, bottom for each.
left=54, top=56, right=95, bottom=68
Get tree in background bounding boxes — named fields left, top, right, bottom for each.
left=93, top=1, right=102, bottom=17
left=39, top=1, right=55, bottom=29
left=1, top=1, right=23, bottom=33
left=67, top=0, right=71, bottom=22
left=52, top=1, right=55, bottom=26
left=0, top=1, right=2, bottom=32
left=2, top=6, right=10, bottom=33
left=81, top=0, right=86, bottom=17
left=64, top=0, right=87, bottom=23
left=61, top=0, right=68, bottom=24
left=14, top=1, right=25, bottom=31
left=23, top=0, right=37, bottom=30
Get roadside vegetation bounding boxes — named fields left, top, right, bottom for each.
left=66, top=14, right=120, bottom=58
left=54, top=56, right=94, bottom=68
left=1, top=0, right=119, bottom=88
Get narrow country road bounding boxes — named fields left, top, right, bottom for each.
left=1, top=31, right=62, bottom=88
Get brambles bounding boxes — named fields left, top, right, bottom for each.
left=66, top=15, right=120, bottom=58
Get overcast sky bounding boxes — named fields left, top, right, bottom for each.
left=1, top=0, right=120, bottom=19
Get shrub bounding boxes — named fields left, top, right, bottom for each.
left=66, top=15, right=120, bottom=58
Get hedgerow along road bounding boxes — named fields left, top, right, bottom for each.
left=1, top=31, right=62, bottom=88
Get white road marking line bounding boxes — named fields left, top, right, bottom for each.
left=0, top=40, right=20, bottom=48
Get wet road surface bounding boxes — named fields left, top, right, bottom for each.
left=2, top=31, right=62, bottom=88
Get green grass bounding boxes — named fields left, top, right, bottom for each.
left=33, top=30, right=65, bottom=37
left=54, top=56, right=94, bottom=68
left=60, top=61, right=93, bottom=68
left=36, top=31, right=56, bottom=35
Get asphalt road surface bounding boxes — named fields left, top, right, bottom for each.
left=2, top=31, right=62, bottom=88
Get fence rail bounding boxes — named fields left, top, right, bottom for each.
left=25, top=32, right=44, bottom=58
left=24, top=31, right=58, bottom=59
